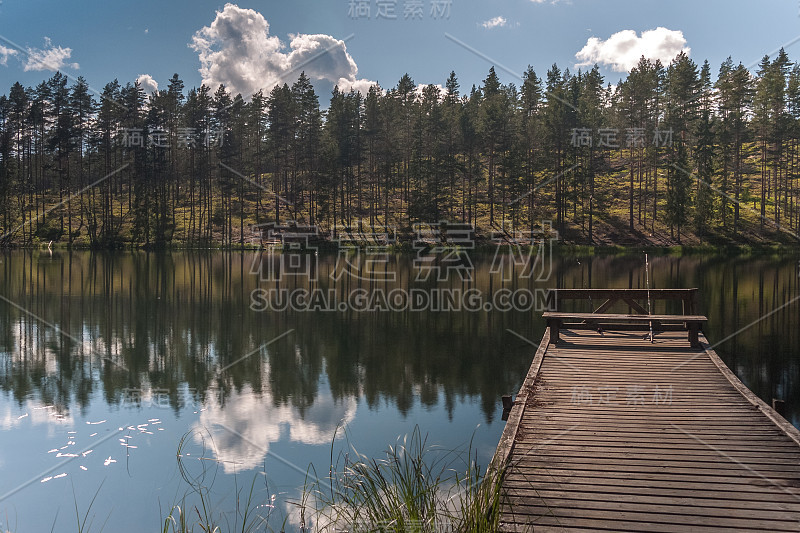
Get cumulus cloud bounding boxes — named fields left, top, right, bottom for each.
left=194, top=384, right=357, bottom=473
left=0, top=45, right=17, bottom=66
left=481, top=16, right=507, bottom=29
left=136, top=74, right=159, bottom=94
left=23, top=37, right=79, bottom=72
left=190, top=3, right=376, bottom=98
left=575, top=27, right=689, bottom=72
left=414, top=83, right=445, bottom=100
left=337, top=77, right=379, bottom=95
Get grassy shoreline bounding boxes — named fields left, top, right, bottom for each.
left=5, top=241, right=799, bottom=257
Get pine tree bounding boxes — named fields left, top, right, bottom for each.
left=694, top=61, right=715, bottom=234
left=787, top=65, right=800, bottom=232
left=47, top=72, right=74, bottom=241
left=0, top=95, right=13, bottom=239
left=95, top=80, right=121, bottom=242
left=753, top=51, right=789, bottom=232
left=443, top=71, right=462, bottom=221
left=479, top=66, right=510, bottom=227
left=664, top=52, right=699, bottom=242
left=70, top=77, right=94, bottom=243
left=267, top=83, right=294, bottom=224
left=717, top=60, right=752, bottom=235
left=543, top=64, right=570, bottom=233
left=577, top=65, right=604, bottom=241
left=7, top=82, right=28, bottom=241
left=520, top=66, right=542, bottom=231
left=292, top=73, right=322, bottom=225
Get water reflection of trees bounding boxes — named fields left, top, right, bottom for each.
left=1, top=251, right=798, bottom=425
left=0, top=251, right=541, bottom=423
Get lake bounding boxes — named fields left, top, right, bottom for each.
left=0, top=249, right=798, bottom=531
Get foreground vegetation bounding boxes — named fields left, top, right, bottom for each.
left=157, top=427, right=504, bottom=533
left=1, top=50, right=800, bottom=248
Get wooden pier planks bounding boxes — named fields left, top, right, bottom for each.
left=495, top=328, right=800, bottom=532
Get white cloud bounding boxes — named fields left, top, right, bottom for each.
left=23, top=37, right=79, bottom=72
left=190, top=3, right=375, bottom=98
left=336, top=77, right=379, bottom=95
left=0, top=45, right=18, bottom=66
left=481, top=16, right=507, bottom=29
left=0, top=401, right=74, bottom=431
left=136, top=74, right=159, bottom=94
left=414, top=83, right=444, bottom=100
left=575, top=27, right=689, bottom=72
left=194, top=384, right=357, bottom=473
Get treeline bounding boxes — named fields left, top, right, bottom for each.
left=1, top=50, right=799, bottom=247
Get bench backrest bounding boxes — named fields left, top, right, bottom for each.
left=546, top=288, right=699, bottom=316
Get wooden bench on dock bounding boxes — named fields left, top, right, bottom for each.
left=542, top=288, right=707, bottom=347
left=543, top=311, right=708, bottom=347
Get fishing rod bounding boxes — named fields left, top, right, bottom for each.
left=645, top=253, right=654, bottom=343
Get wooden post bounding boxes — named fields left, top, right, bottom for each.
left=546, top=290, right=558, bottom=312
left=547, top=318, right=560, bottom=344
left=772, top=399, right=786, bottom=417
left=688, top=289, right=699, bottom=315
left=688, top=321, right=700, bottom=348
left=501, top=395, right=514, bottom=421
left=502, top=395, right=513, bottom=411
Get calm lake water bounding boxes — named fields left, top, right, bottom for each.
left=0, top=249, right=799, bottom=531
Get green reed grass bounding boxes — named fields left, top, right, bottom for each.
left=110, top=425, right=504, bottom=533
left=295, top=425, right=506, bottom=532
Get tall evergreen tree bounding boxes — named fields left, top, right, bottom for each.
left=664, top=52, right=699, bottom=242
left=694, top=61, right=715, bottom=234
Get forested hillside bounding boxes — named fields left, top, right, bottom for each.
left=1, top=50, right=799, bottom=247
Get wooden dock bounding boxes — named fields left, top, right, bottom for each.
left=494, top=289, right=800, bottom=532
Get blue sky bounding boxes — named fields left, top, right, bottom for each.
left=0, top=0, right=798, bottom=101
